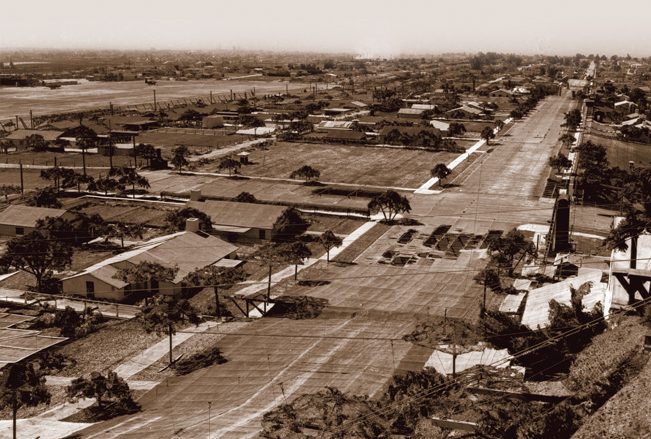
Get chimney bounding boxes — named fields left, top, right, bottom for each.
left=190, top=189, right=202, bottom=202
left=186, top=218, right=200, bottom=233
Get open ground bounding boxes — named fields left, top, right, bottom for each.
left=232, top=141, right=462, bottom=189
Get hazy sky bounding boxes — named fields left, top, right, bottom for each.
left=2, top=0, right=649, bottom=56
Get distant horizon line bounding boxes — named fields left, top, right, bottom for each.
left=0, top=46, right=647, bottom=59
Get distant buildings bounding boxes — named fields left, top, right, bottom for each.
left=0, top=205, right=70, bottom=237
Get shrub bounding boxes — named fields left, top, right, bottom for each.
left=174, top=347, right=227, bottom=375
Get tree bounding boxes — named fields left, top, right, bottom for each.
left=290, top=165, right=321, bottom=183
left=165, top=207, right=212, bottom=232
left=481, top=126, right=496, bottom=145
left=88, top=175, right=122, bottom=195
left=254, top=243, right=292, bottom=300
left=25, top=134, right=47, bottom=152
left=564, top=109, right=582, bottom=130
left=431, top=163, right=452, bottom=187
left=106, top=222, right=145, bottom=248
left=234, top=191, right=256, bottom=203
left=0, top=139, right=12, bottom=154
left=488, top=229, right=536, bottom=277
left=138, top=295, right=200, bottom=365
left=135, top=143, right=158, bottom=168
left=286, top=241, right=312, bottom=280
left=1, top=230, right=73, bottom=291
left=320, top=230, right=343, bottom=263
left=368, top=190, right=412, bottom=222
left=26, top=187, right=62, bottom=208
left=40, top=166, right=75, bottom=192
left=108, top=166, right=150, bottom=198
left=272, top=207, right=309, bottom=242
left=75, top=135, right=96, bottom=177
left=448, top=122, right=466, bottom=137
left=218, top=157, right=241, bottom=176
left=0, top=362, right=50, bottom=439
left=559, top=133, right=576, bottom=147
left=549, top=152, right=572, bottom=172
left=183, top=266, right=246, bottom=317
left=171, top=145, right=190, bottom=173
left=67, top=371, right=138, bottom=414
left=0, top=184, right=20, bottom=201
left=114, top=261, right=178, bottom=296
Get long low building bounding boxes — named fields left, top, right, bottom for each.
left=0, top=205, right=72, bottom=237
left=62, top=222, right=239, bottom=301
left=187, top=199, right=288, bottom=241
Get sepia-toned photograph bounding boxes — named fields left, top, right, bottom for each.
left=0, top=1, right=650, bottom=437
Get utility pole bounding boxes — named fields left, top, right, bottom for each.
left=207, top=401, right=211, bottom=438
left=153, top=89, right=157, bottom=111
left=19, top=161, right=23, bottom=194
left=29, top=110, right=33, bottom=129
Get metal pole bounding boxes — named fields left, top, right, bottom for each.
left=19, top=162, right=23, bottom=194
left=208, top=401, right=211, bottom=438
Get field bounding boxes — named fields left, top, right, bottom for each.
left=232, top=142, right=459, bottom=189
left=0, top=79, right=299, bottom=121
left=137, top=128, right=248, bottom=151
left=584, top=134, right=651, bottom=169
left=142, top=171, right=374, bottom=211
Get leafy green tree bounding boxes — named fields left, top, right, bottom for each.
left=137, top=295, right=201, bottom=365
left=106, top=222, right=145, bottom=248
left=218, top=157, right=241, bottom=176
left=0, top=362, right=50, bottom=439
left=75, top=135, right=96, bottom=176
left=564, top=109, right=582, bottom=130
left=272, top=208, right=309, bottom=242
left=114, top=261, right=178, bottom=295
left=165, top=207, right=212, bottom=232
left=549, top=152, right=572, bottom=172
left=67, top=371, right=138, bottom=414
left=290, top=165, right=321, bottom=183
left=135, top=143, right=158, bottom=168
left=488, top=229, right=536, bottom=277
left=171, top=145, right=190, bottom=173
left=88, top=175, right=123, bottom=195
left=254, top=243, right=293, bottom=300
left=1, top=230, right=73, bottom=291
left=108, top=166, right=150, bottom=198
left=368, top=190, right=412, bottom=222
left=447, top=122, right=466, bottom=136
left=286, top=241, right=312, bottom=280
left=481, top=126, right=496, bottom=145
left=319, top=230, right=343, bottom=263
left=27, top=187, right=62, bottom=208
left=25, top=134, right=47, bottom=152
left=559, top=133, right=576, bottom=147
left=431, top=163, right=452, bottom=186
left=183, top=266, right=246, bottom=317
left=234, top=191, right=257, bottom=203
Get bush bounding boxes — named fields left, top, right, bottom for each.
left=174, top=347, right=227, bottom=375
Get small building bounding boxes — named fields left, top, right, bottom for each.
left=237, top=151, right=250, bottom=164
left=411, top=103, right=437, bottom=111
left=62, top=227, right=239, bottom=301
left=0, top=205, right=70, bottom=237
left=202, top=115, right=224, bottom=129
left=3, top=129, right=64, bottom=150
left=445, top=105, right=485, bottom=119
left=315, top=120, right=355, bottom=132
left=397, top=108, right=426, bottom=119
left=429, top=120, right=451, bottom=134
left=489, top=89, right=514, bottom=98
left=187, top=199, right=288, bottom=241
left=614, top=100, right=637, bottom=115
left=314, top=129, right=367, bottom=143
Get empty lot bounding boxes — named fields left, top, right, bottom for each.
left=235, top=142, right=459, bottom=189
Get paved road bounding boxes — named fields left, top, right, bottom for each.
left=411, top=93, right=575, bottom=234
left=78, top=94, right=574, bottom=439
